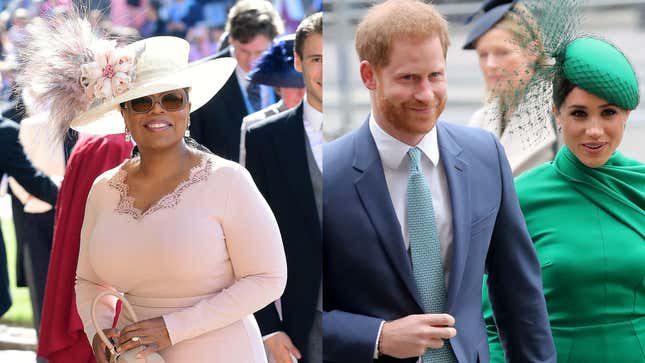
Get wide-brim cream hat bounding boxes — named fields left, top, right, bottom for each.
left=71, top=36, right=236, bottom=135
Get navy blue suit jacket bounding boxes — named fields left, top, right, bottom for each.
left=190, top=47, right=276, bottom=162
left=246, top=103, right=322, bottom=362
left=0, top=118, right=58, bottom=315
left=189, top=48, right=248, bottom=161
left=0, top=118, right=58, bottom=205
left=322, top=120, right=555, bottom=363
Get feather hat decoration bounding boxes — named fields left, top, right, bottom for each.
left=15, top=9, right=235, bottom=139
left=15, top=11, right=143, bottom=141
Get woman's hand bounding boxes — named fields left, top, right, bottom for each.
left=92, top=328, right=120, bottom=363
left=117, top=316, right=171, bottom=358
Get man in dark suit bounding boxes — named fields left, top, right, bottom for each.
left=323, top=1, right=555, bottom=363
left=245, top=12, right=323, bottom=363
left=190, top=0, right=284, bottom=161
left=0, top=117, right=59, bottom=318
left=2, top=92, right=76, bottom=346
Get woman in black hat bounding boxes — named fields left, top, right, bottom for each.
left=464, top=0, right=559, bottom=176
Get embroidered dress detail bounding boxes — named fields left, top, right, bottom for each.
left=108, top=156, right=212, bottom=220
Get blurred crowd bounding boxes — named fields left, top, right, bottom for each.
left=0, top=0, right=321, bottom=106
left=0, top=2, right=321, bottom=362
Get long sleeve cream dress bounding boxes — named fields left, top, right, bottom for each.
left=75, top=153, right=287, bottom=362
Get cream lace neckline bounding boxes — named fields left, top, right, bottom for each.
left=108, top=156, right=212, bottom=221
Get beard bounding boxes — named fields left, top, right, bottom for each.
left=375, top=92, right=445, bottom=137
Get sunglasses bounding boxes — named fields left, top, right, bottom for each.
left=123, top=90, right=188, bottom=113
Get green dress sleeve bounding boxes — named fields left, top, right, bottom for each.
left=482, top=274, right=506, bottom=363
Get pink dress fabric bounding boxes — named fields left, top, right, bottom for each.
left=75, top=153, right=287, bottom=362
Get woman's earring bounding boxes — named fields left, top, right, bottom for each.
left=557, top=124, right=562, bottom=133
left=185, top=121, right=190, bottom=137
left=125, top=129, right=132, bottom=142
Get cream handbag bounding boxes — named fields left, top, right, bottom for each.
left=91, top=291, right=166, bottom=363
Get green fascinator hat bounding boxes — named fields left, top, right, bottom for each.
left=560, top=37, right=640, bottom=110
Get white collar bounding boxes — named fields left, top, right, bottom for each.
left=230, top=46, right=250, bottom=90
left=303, top=95, right=323, bottom=131
left=368, top=112, right=440, bottom=171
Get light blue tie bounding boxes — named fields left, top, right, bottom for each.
left=246, top=81, right=262, bottom=112
left=407, top=147, right=457, bottom=363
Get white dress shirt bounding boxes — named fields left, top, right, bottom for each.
left=231, top=47, right=274, bottom=111
left=369, top=114, right=454, bottom=359
left=261, top=97, right=323, bottom=363
left=230, top=47, right=251, bottom=93
left=303, top=95, right=324, bottom=172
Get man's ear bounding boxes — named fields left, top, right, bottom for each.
left=360, top=60, right=377, bottom=90
left=294, top=50, right=303, bottom=73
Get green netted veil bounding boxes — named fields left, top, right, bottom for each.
left=485, top=0, right=640, bottom=149
left=483, top=0, right=585, bottom=148
left=559, top=37, right=640, bottom=110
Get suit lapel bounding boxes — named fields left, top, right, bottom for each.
left=215, top=48, right=250, bottom=127
left=271, top=103, right=321, bottom=236
left=225, top=73, right=248, bottom=123
left=352, top=121, right=424, bottom=311
left=436, top=122, right=471, bottom=312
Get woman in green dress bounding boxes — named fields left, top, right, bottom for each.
left=483, top=36, right=645, bottom=362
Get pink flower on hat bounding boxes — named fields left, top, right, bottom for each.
left=80, top=40, right=136, bottom=103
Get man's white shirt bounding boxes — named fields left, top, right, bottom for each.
left=231, top=46, right=274, bottom=110
left=368, top=114, right=454, bottom=359
left=303, top=95, right=324, bottom=172
left=262, top=95, right=324, bottom=363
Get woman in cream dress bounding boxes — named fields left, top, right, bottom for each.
left=75, top=39, right=287, bottom=363
left=16, top=15, right=286, bottom=362
left=77, top=147, right=287, bottom=362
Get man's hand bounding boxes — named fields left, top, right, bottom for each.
left=379, top=314, right=457, bottom=359
left=265, top=332, right=302, bottom=363
left=117, top=316, right=171, bottom=358
left=92, top=328, right=120, bottom=363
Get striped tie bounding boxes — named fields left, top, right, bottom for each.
left=407, top=147, right=457, bottom=363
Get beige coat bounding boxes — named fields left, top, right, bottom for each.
left=469, top=96, right=559, bottom=177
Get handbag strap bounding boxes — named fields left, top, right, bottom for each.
left=91, top=290, right=139, bottom=355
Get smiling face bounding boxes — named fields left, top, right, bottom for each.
left=361, top=35, right=447, bottom=146
left=294, top=32, right=322, bottom=112
left=554, top=87, right=630, bottom=168
left=121, top=89, right=191, bottom=152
